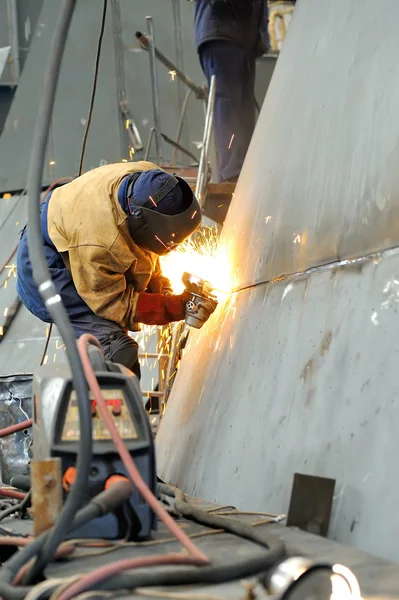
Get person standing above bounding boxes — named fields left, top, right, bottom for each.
left=194, top=0, right=269, bottom=183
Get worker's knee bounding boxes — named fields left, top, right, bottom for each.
left=100, top=331, right=141, bottom=380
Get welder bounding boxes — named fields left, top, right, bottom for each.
left=16, top=161, right=216, bottom=378
left=194, top=0, right=269, bottom=182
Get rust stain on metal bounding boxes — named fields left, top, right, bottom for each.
left=31, top=458, right=62, bottom=536
left=320, top=330, right=333, bottom=356
left=300, top=358, right=315, bottom=382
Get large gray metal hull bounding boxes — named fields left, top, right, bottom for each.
left=156, top=0, right=399, bottom=562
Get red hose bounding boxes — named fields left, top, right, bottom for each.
left=0, top=419, right=32, bottom=438
left=77, top=334, right=208, bottom=565
left=57, top=553, right=206, bottom=600
left=0, top=488, right=25, bottom=501
left=13, top=543, right=76, bottom=585
left=0, top=536, right=33, bottom=547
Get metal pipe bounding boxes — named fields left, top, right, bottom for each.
left=195, top=74, right=216, bottom=205
left=172, top=0, right=188, bottom=154
left=136, top=31, right=206, bottom=100
left=6, top=0, right=20, bottom=84
left=144, top=127, right=155, bottom=161
left=146, top=17, right=163, bottom=164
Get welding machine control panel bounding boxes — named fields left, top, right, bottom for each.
left=61, top=389, right=139, bottom=442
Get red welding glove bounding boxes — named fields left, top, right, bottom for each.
left=135, top=291, right=191, bottom=326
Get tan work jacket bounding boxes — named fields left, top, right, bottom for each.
left=47, top=161, right=170, bottom=331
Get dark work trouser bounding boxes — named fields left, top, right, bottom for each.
left=199, top=40, right=256, bottom=182
left=94, top=329, right=141, bottom=380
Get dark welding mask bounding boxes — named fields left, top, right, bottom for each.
left=126, top=172, right=202, bottom=255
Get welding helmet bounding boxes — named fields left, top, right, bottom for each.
left=126, top=170, right=202, bottom=255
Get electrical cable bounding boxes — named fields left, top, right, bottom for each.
left=158, top=483, right=284, bottom=555
left=0, top=1, right=93, bottom=590
left=56, top=554, right=208, bottom=600
left=39, top=323, right=53, bottom=366
left=78, top=0, right=108, bottom=177
left=0, top=490, right=31, bottom=523
left=61, top=531, right=284, bottom=595
left=69, top=485, right=285, bottom=594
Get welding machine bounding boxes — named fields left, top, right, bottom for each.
left=32, top=351, right=156, bottom=540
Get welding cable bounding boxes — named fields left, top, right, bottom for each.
left=2, top=0, right=93, bottom=587
left=55, top=554, right=208, bottom=600
left=87, top=491, right=285, bottom=593
left=58, top=528, right=285, bottom=595
left=0, top=482, right=133, bottom=599
left=78, top=0, right=107, bottom=176
left=77, top=334, right=209, bottom=564
left=0, top=490, right=31, bottom=523
left=0, top=419, right=32, bottom=438
left=0, top=488, right=26, bottom=501
left=158, top=482, right=285, bottom=557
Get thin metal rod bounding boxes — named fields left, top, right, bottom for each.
left=146, top=17, right=162, bottom=164
left=195, top=74, right=216, bottom=205
left=136, top=31, right=205, bottom=100
left=172, top=88, right=194, bottom=166
left=161, top=133, right=199, bottom=165
left=6, top=0, right=20, bottom=83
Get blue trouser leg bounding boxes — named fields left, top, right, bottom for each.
left=199, top=41, right=256, bottom=181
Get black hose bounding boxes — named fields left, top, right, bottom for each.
left=158, top=483, right=285, bottom=556
left=0, top=490, right=31, bottom=523
left=69, top=484, right=285, bottom=594
left=78, top=0, right=108, bottom=177
left=9, top=0, right=93, bottom=585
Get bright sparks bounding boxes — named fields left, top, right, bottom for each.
left=293, top=234, right=301, bottom=244
left=228, top=133, right=235, bottom=149
left=5, top=264, right=17, bottom=278
left=160, top=226, right=234, bottom=301
left=154, top=234, right=169, bottom=250
left=168, top=70, right=177, bottom=81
